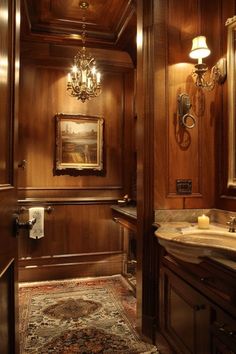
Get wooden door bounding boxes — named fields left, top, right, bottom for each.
left=0, top=0, right=20, bottom=353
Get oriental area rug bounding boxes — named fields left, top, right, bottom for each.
left=19, top=275, right=159, bottom=354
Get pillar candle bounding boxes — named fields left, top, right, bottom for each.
left=198, top=214, right=210, bottom=229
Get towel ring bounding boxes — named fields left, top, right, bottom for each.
left=177, top=93, right=196, bottom=129
left=181, top=113, right=196, bottom=129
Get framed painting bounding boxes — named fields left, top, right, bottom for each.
left=55, top=113, right=104, bottom=174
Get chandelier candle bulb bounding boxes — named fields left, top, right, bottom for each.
left=82, top=70, right=86, bottom=83
left=88, top=77, right=91, bottom=88
left=198, top=214, right=210, bottom=229
left=97, top=72, right=101, bottom=83
left=92, top=66, right=96, bottom=75
left=72, top=65, right=77, bottom=73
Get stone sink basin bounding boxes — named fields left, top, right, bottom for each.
left=155, top=224, right=236, bottom=264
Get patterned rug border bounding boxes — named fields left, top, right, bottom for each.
left=19, top=274, right=129, bottom=288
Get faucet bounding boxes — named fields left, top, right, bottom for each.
left=226, top=216, right=236, bottom=232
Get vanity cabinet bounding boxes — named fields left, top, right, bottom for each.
left=111, top=205, right=137, bottom=289
left=159, top=254, right=236, bottom=354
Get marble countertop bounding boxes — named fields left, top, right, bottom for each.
left=111, top=204, right=137, bottom=220
left=110, top=206, right=236, bottom=271
left=155, top=221, right=236, bottom=271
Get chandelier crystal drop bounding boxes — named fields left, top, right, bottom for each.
left=66, top=1, right=102, bottom=102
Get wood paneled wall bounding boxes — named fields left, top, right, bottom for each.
left=136, top=0, right=235, bottom=338
left=18, top=41, right=135, bottom=281
left=217, top=1, right=236, bottom=211
left=18, top=203, right=124, bottom=281
left=153, top=0, right=230, bottom=210
left=18, top=0, right=236, bottom=283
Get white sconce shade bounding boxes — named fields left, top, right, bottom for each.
left=189, top=35, right=226, bottom=91
left=189, top=36, right=211, bottom=60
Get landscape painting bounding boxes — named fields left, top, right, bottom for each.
left=55, top=114, right=104, bottom=173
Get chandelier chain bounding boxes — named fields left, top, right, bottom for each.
left=66, top=1, right=102, bottom=102
left=81, top=11, right=86, bottom=45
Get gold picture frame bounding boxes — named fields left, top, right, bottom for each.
left=55, top=113, right=104, bottom=174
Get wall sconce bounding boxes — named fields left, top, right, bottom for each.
left=189, top=36, right=226, bottom=90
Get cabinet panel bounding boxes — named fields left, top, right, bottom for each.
left=160, top=266, right=210, bottom=354
left=211, top=307, right=236, bottom=354
left=159, top=255, right=236, bottom=354
left=212, top=336, right=236, bottom=354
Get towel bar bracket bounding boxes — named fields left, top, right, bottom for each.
left=14, top=216, right=36, bottom=235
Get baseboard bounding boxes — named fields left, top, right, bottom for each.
left=141, top=314, right=156, bottom=343
left=18, top=252, right=125, bottom=282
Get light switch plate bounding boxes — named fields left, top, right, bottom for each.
left=176, top=179, right=192, bottom=195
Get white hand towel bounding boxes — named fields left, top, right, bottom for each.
left=29, top=207, right=44, bottom=239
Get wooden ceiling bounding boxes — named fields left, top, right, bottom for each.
left=22, top=0, right=137, bottom=60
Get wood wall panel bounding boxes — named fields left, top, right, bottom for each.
left=217, top=0, right=236, bottom=211
left=18, top=66, right=127, bottom=191
left=19, top=204, right=122, bottom=258
left=18, top=253, right=125, bottom=282
left=18, top=203, right=124, bottom=280
left=0, top=0, right=15, bottom=186
left=154, top=0, right=226, bottom=209
left=18, top=41, right=134, bottom=280
left=167, top=0, right=200, bottom=198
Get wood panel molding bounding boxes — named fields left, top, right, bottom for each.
left=18, top=189, right=122, bottom=201
left=154, top=0, right=225, bottom=210
left=20, top=42, right=134, bottom=70
left=136, top=0, right=156, bottom=340
left=18, top=186, right=123, bottom=190
left=21, top=0, right=136, bottom=55
left=18, top=197, right=119, bottom=205
left=0, top=185, right=14, bottom=191
left=18, top=252, right=125, bottom=282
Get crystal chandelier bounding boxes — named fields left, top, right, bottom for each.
left=67, top=1, right=102, bottom=102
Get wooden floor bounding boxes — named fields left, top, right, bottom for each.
left=155, top=333, right=175, bottom=354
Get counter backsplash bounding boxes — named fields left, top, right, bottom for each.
left=155, top=208, right=236, bottom=226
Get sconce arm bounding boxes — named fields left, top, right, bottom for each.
left=192, top=58, right=227, bottom=91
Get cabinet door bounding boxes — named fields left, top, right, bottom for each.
left=212, top=336, right=236, bottom=354
left=211, top=308, right=236, bottom=354
left=159, top=266, right=211, bottom=354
